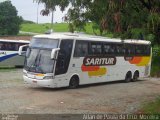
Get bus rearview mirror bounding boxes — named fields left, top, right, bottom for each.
left=18, top=45, right=29, bottom=56
left=51, top=48, right=60, bottom=60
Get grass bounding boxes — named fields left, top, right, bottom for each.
left=0, top=67, right=16, bottom=72
left=21, top=22, right=102, bottom=35
left=140, top=97, right=160, bottom=114
left=20, top=23, right=69, bottom=33
left=151, top=64, right=160, bottom=77
left=20, top=22, right=101, bottom=34
left=20, top=22, right=114, bottom=37
left=151, top=46, right=160, bottom=77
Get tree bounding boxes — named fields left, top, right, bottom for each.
left=65, top=0, right=91, bottom=33
left=0, top=1, right=22, bottom=35
left=34, top=0, right=69, bottom=28
left=35, top=0, right=160, bottom=44
left=139, top=0, right=160, bottom=44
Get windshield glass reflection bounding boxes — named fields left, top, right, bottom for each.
left=24, top=49, right=54, bottom=73
left=24, top=38, right=59, bottom=73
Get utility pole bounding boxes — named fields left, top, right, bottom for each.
left=51, top=10, right=54, bottom=31
left=37, top=4, right=39, bottom=24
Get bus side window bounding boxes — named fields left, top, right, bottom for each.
left=125, top=44, right=135, bottom=56
left=2, top=42, right=15, bottom=51
left=103, top=43, right=115, bottom=55
left=135, top=45, right=144, bottom=56
left=96, top=44, right=102, bottom=54
left=145, top=45, right=151, bottom=56
left=1, top=42, right=7, bottom=50
left=8, top=43, right=15, bottom=51
left=136, top=45, right=150, bottom=56
left=15, top=43, right=20, bottom=51
left=90, top=43, right=102, bottom=55
left=103, top=44, right=110, bottom=54
left=74, top=41, right=88, bottom=57
left=0, top=41, right=29, bottom=51
left=91, top=44, right=96, bottom=54
left=0, top=42, right=5, bottom=50
left=115, top=44, right=124, bottom=55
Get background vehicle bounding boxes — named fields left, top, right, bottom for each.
left=19, top=33, right=152, bottom=88
left=0, top=39, right=29, bottom=67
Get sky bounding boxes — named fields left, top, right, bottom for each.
left=1, top=0, right=69, bottom=23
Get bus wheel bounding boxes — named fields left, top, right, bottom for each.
left=125, top=72, right=132, bottom=83
left=132, top=71, right=139, bottom=82
left=69, top=76, right=79, bottom=89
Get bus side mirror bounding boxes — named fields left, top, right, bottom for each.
left=18, top=45, right=29, bottom=56
left=51, top=48, right=60, bottom=60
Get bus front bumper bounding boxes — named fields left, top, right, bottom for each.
left=23, top=75, right=58, bottom=88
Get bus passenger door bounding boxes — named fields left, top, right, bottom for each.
left=55, top=40, right=73, bottom=77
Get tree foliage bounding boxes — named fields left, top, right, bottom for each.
left=35, top=0, right=160, bottom=44
left=0, top=1, right=22, bottom=35
left=34, top=0, right=69, bottom=15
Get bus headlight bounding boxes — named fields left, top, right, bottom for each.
left=43, top=76, right=53, bottom=79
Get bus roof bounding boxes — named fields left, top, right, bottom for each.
left=33, top=32, right=151, bottom=45
left=0, top=39, right=30, bottom=43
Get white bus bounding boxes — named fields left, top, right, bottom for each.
left=19, top=33, right=152, bottom=88
left=0, top=39, right=29, bottom=67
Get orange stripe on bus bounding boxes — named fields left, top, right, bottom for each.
left=129, top=57, right=142, bottom=64
left=81, top=64, right=100, bottom=72
left=88, top=67, right=107, bottom=76
left=136, top=57, right=151, bottom=66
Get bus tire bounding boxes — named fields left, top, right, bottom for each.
left=69, top=76, right=79, bottom=89
left=132, top=71, right=139, bottom=82
left=125, top=71, right=132, bottom=83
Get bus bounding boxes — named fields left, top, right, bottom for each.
left=0, top=39, right=29, bottom=67
left=19, top=33, right=152, bottom=88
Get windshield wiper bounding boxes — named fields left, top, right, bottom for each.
left=35, top=54, right=45, bottom=74
left=27, top=51, right=39, bottom=72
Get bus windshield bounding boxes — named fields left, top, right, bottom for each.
left=24, top=38, right=59, bottom=73
left=24, top=48, right=54, bottom=73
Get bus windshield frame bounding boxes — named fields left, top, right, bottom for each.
left=24, top=38, right=60, bottom=74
